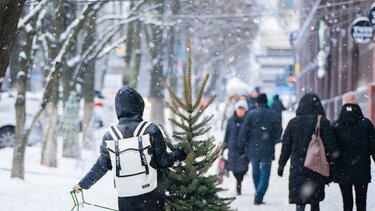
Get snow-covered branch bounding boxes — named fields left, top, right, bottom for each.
left=59, top=18, right=81, bottom=43
left=71, top=16, right=138, bottom=84
left=142, top=17, right=175, bottom=27
left=18, top=0, right=48, bottom=29
left=97, top=35, right=127, bottom=59
left=49, top=3, right=102, bottom=77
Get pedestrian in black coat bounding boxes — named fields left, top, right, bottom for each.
left=271, top=95, right=286, bottom=121
left=332, top=92, right=375, bottom=211
left=72, top=85, right=186, bottom=211
left=271, top=95, right=286, bottom=143
left=277, top=93, right=338, bottom=211
left=223, top=100, right=249, bottom=195
left=238, top=93, right=282, bottom=205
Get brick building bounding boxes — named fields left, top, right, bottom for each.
left=295, top=0, right=375, bottom=122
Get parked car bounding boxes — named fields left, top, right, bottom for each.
left=0, top=91, right=43, bottom=148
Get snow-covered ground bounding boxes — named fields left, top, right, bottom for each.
left=1, top=111, right=375, bottom=211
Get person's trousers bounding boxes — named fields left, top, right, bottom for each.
left=233, top=172, right=246, bottom=194
left=233, top=172, right=245, bottom=185
left=251, top=159, right=271, bottom=203
left=118, top=188, right=165, bottom=211
left=296, top=203, right=320, bottom=211
left=339, top=183, right=368, bottom=211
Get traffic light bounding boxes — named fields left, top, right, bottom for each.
left=289, top=75, right=296, bottom=83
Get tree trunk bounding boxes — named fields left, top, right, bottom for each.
left=82, top=102, right=94, bottom=148
left=41, top=74, right=59, bottom=167
left=41, top=103, right=58, bottom=167
left=129, top=20, right=141, bottom=88
left=122, top=1, right=135, bottom=85
left=0, top=0, right=26, bottom=87
left=9, top=35, right=22, bottom=88
left=166, top=0, right=180, bottom=130
left=81, top=14, right=96, bottom=148
left=40, top=2, right=62, bottom=167
left=11, top=11, right=37, bottom=178
left=148, top=24, right=165, bottom=125
left=11, top=72, right=27, bottom=178
left=145, top=0, right=165, bottom=125
left=61, top=3, right=77, bottom=104
left=62, top=91, right=80, bottom=158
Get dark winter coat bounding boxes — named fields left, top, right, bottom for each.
left=332, top=104, right=375, bottom=184
left=270, top=96, right=286, bottom=123
left=278, top=93, right=338, bottom=205
left=247, top=97, right=257, bottom=111
left=238, top=104, right=282, bottom=161
left=224, top=112, right=249, bottom=174
left=79, top=86, right=180, bottom=210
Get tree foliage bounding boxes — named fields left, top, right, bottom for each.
left=163, top=39, right=233, bottom=211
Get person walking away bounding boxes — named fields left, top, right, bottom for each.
left=223, top=100, right=249, bottom=195
left=332, top=92, right=375, bottom=211
left=271, top=94, right=286, bottom=143
left=247, top=86, right=260, bottom=111
left=271, top=94, right=286, bottom=122
left=72, top=85, right=186, bottom=211
left=277, top=93, right=338, bottom=211
left=238, top=93, right=282, bottom=205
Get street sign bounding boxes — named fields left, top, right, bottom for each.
left=351, top=17, right=373, bottom=44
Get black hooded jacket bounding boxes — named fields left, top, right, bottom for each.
left=238, top=103, right=282, bottom=161
left=79, top=86, right=180, bottom=190
left=270, top=95, right=286, bottom=123
left=333, top=104, right=375, bottom=184
left=278, top=93, right=338, bottom=205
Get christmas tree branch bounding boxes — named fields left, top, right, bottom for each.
left=159, top=125, right=176, bottom=151
left=169, top=118, right=188, bottom=131
left=172, top=134, right=185, bottom=142
left=192, top=74, right=209, bottom=111
left=192, top=115, right=214, bottom=131
left=170, top=102, right=190, bottom=122
left=161, top=78, right=188, bottom=111
left=192, top=127, right=211, bottom=138
left=183, top=75, right=193, bottom=112
left=191, top=95, right=216, bottom=125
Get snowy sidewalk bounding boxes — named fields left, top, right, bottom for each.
left=219, top=144, right=375, bottom=211
left=218, top=111, right=375, bottom=210
left=1, top=111, right=375, bottom=210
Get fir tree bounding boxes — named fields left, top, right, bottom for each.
left=162, top=39, right=233, bottom=211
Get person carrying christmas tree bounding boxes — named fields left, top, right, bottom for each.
left=72, top=85, right=186, bottom=211
left=238, top=93, right=282, bottom=205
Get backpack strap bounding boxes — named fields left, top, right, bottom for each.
left=139, top=122, right=153, bottom=136
left=133, top=121, right=148, bottom=137
left=108, top=125, right=124, bottom=177
left=134, top=121, right=153, bottom=175
left=138, top=136, right=149, bottom=175
left=109, top=125, right=123, bottom=140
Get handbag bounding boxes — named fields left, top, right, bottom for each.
left=303, top=115, right=330, bottom=177
left=217, top=156, right=227, bottom=184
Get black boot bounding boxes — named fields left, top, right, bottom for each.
left=236, top=182, right=241, bottom=195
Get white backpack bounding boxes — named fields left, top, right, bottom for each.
left=105, top=121, right=157, bottom=197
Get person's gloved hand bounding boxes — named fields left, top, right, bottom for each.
left=174, top=148, right=187, bottom=162
left=72, top=183, right=82, bottom=193
left=277, top=166, right=284, bottom=177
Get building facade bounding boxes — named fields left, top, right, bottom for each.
left=295, top=0, right=375, bottom=122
